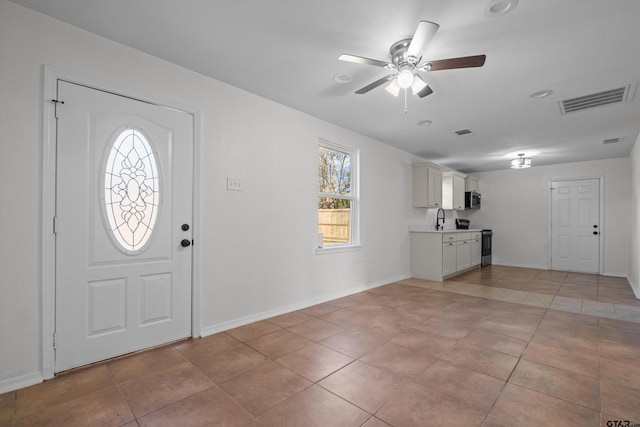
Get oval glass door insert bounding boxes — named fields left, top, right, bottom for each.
left=102, top=128, right=160, bottom=253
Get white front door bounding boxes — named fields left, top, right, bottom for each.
left=551, top=178, right=600, bottom=273
left=54, top=80, right=193, bottom=372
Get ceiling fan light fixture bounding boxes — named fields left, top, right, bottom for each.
left=396, top=67, right=415, bottom=89
left=411, top=75, right=428, bottom=95
left=510, top=153, right=532, bottom=169
left=385, top=80, right=401, bottom=97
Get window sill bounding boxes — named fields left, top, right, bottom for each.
left=315, top=245, right=363, bottom=255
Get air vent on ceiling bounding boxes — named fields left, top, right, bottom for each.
left=454, top=128, right=472, bottom=136
left=603, top=137, right=622, bottom=144
left=559, top=85, right=630, bottom=114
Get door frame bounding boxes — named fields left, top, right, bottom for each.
left=547, top=176, right=604, bottom=273
left=41, top=66, right=202, bottom=379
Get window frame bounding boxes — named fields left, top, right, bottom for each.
left=317, top=138, right=360, bottom=253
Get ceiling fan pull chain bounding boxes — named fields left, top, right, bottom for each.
left=404, top=88, right=408, bottom=114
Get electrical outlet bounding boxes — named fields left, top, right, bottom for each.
left=227, top=177, right=243, bottom=191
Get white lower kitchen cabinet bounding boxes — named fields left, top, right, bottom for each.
left=456, top=239, right=472, bottom=271
left=442, top=242, right=457, bottom=276
left=471, top=237, right=481, bottom=266
left=409, top=227, right=482, bottom=281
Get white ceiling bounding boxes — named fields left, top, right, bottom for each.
left=12, top=0, right=640, bottom=172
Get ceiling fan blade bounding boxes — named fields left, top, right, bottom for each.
left=425, top=55, right=486, bottom=71
left=339, top=54, right=390, bottom=68
left=355, top=75, right=395, bottom=94
left=407, top=21, right=440, bottom=60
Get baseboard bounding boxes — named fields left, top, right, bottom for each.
left=628, top=276, right=640, bottom=299
left=0, top=371, right=42, bottom=394
left=489, top=261, right=548, bottom=270
left=365, top=274, right=412, bottom=289
left=200, top=275, right=409, bottom=338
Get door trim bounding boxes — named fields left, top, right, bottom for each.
left=41, top=66, right=202, bottom=379
left=547, top=176, right=604, bottom=273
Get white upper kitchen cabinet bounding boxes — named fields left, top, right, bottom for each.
left=412, top=162, right=443, bottom=208
left=465, top=175, right=479, bottom=192
left=442, top=171, right=467, bottom=210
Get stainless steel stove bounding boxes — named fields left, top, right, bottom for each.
left=481, top=229, right=493, bottom=267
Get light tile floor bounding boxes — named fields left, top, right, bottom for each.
left=2, top=266, right=640, bottom=426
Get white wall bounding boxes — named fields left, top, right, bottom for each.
left=628, top=135, right=640, bottom=296
left=468, top=158, right=630, bottom=276
left=0, top=1, right=426, bottom=391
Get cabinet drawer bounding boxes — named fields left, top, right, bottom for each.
left=442, top=234, right=457, bottom=243
left=455, top=233, right=471, bottom=241
left=471, top=232, right=482, bottom=239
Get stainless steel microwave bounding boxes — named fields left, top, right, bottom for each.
left=465, top=191, right=481, bottom=209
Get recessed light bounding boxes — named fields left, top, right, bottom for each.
left=333, top=73, right=352, bottom=84
left=530, top=89, right=553, bottom=98
left=417, top=120, right=432, bottom=126
left=484, top=0, right=519, bottom=18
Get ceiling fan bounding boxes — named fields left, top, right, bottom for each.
left=339, top=21, right=486, bottom=100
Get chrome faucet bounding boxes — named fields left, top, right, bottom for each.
left=436, top=208, right=445, bottom=230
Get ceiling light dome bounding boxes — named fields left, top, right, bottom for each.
left=396, top=65, right=415, bottom=89
left=484, top=0, right=519, bottom=18
left=510, top=153, right=532, bottom=169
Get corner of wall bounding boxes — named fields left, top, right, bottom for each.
left=628, top=134, right=640, bottom=295
left=628, top=276, right=640, bottom=299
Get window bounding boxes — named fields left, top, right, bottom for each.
left=318, top=139, right=358, bottom=248
left=102, top=128, right=160, bottom=253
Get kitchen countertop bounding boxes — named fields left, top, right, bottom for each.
left=409, top=225, right=483, bottom=233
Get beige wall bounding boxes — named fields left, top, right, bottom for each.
left=0, top=1, right=426, bottom=391
left=469, top=158, right=631, bottom=276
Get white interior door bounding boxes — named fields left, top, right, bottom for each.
left=54, top=80, right=193, bottom=372
left=551, top=178, right=600, bottom=273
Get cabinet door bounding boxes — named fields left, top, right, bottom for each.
left=411, top=164, right=429, bottom=207
left=453, top=175, right=465, bottom=210
left=465, top=176, right=479, bottom=193
left=412, top=164, right=442, bottom=208
left=471, top=239, right=481, bottom=266
left=443, top=242, right=457, bottom=276
left=456, top=240, right=472, bottom=271
left=427, top=167, right=442, bottom=208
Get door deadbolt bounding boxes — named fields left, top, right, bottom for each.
left=181, top=224, right=190, bottom=231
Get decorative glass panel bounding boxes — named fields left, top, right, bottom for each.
left=103, top=129, right=160, bottom=253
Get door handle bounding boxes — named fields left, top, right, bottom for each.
left=181, top=239, right=192, bottom=247
left=593, top=231, right=599, bottom=235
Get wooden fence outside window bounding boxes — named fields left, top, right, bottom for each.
left=318, top=209, right=350, bottom=244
